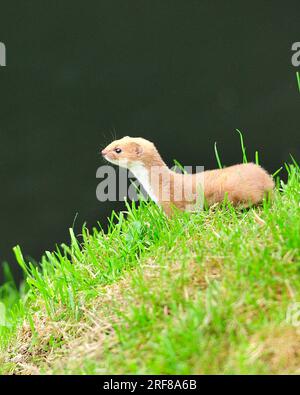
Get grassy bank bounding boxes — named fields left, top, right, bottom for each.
left=0, top=162, right=299, bottom=374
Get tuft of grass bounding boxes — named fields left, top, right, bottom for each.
left=0, top=148, right=299, bottom=374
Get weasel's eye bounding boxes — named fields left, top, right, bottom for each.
left=114, top=148, right=122, bottom=154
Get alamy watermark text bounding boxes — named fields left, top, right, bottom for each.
left=0, top=42, right=6, bottom=66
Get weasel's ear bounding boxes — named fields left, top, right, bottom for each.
left=135, top=144, right=143, bottom=156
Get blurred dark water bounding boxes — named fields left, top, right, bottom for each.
left=0, top=1, right=299, bottom=283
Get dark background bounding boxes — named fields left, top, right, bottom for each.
left=0, top=1, right=299, bottom=283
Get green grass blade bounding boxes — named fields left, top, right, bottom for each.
left=173, top=159, right=187, bottom=173
left=272, top=167, right=283, bottom=178
left=290, top=154, right=299, bottom=170
left=214, top=142, right=223, bottom=169
left=236, top=129, right=248, bottom=163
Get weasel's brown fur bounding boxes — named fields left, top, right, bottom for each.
left=101, top=137, right=274, bottom=216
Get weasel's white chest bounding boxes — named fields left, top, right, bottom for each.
left=130, top=164, right=158, bottom=203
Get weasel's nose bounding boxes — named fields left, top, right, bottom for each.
left=101, top=149, right=108, bottom=156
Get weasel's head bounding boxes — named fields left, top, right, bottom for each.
left=101, top=136, right=158, bottom=169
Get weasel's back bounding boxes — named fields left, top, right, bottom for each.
left=202, top=163, right=274, bottom=206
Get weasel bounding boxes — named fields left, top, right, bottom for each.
left=101, top=137, right=274, bottom=216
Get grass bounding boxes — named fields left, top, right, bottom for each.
left=0, top=153, right=299, bottom=374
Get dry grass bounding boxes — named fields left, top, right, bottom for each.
left=248, top=326, right=300, bottom=374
